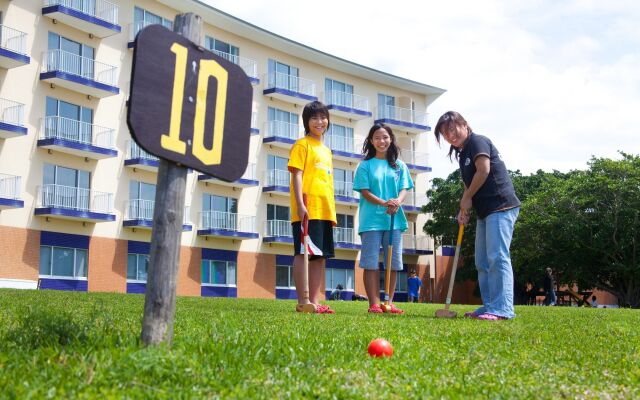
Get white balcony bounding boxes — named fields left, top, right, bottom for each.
left=35, top=184, right=114, bottom=222
left=0, top=98, right=27, bottom=138
left=209, top=49, right=259, bottom=84
left=334, top=227, right=360, bottom=250
left=403, top=192, right=428, bottom=213
left=399, top=148, right=431, bottom=172
left=251, top=111, right=259, bottom=135
left=262, top=120, right=301, bottom=149
left=40, top=49, right=119, bottom=97
left=39, top=116, right=117, bottom=159
left=264, top=219, right=292, bottom=243
left=0, top=173, right=24, bottom=210
left=199, top=162, right=258, bottom=188
left=325, top=134, right=364, bottom=161
left=402, top=234, right=432, bottom=255
left=124, top=140, right=159, bottom=172
left=124, top=199, right=191, bottom=230
left=262, top=169, right=290, bottom=195
left=324, top=90, right=371, bottom=120
left=197, top=211, right=258, bottom=239
left=0, top=25, right=30, bottom=68
left=263, top=72, right=317, bottom=106
left=333, top=180, right=359, bottom=205
left=375, top=105, right=430, bottom=134
left=42, top=0, right=121, bottom=38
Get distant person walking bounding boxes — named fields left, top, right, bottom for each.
left=407, top=271, right=422, bottom=303
left=543, top=267, right=556, bottom=306
left=434, top=111, right=521, bottom=320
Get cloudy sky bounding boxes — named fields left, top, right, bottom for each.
left=203, top=0, right=640, bottom=180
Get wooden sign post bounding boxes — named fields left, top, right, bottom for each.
left=127, top=13, right=252, bottom=346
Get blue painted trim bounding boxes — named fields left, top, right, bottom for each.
left=262, top=186, right=289, bottom=193
left=276, top=255, right=293, bottom=265
left=0, top=121, right=28, bottom=135
left=37, top=137, right=117, bottom=157
left=39, top=278, right=87, bottom=291
left=326, top=259, right=355, bottom=269
left=403, top=249, right=433, bottom=255
left=374, top=118, right=431, bottom=132
left=334, top=195, right=358, bottom=204
left=35, top=207, right=116, bottom=221
left=250, top=128, right=260, bottom=135
left=127, top=282, right=146, bottom=294
left=197, top=174, right=259, bottom=187
left=402, top=205, right=422, bottom=213
left=40, top=71, right=119, bottom=95
left=128, top=240, right=150, bottom=254
left=127, top=41, right=135, bottom=49
left=124, top=158, right=159, bottom=169
left=263, top=87, right=317, bottom=102
left=202, top=248, right=237, bottom=262
left=442, top=246, right=455, bottom=256
left=327, top=104, right=372, bottom=118
left=405, top=163, right=432, bottom=172
left=262, top=136, right=295, bottom=146
left=0, top=198, right=24, bottom=208
left=0, top=47, right=30, bottom=64
left=325, top=289, right=354, bottom=300
left=123, top=219, right=192, bottom=231
left=263, top=236, right=293, bottom=244
left=332, top=149, right=362, bottom=160
left=201, top=286, right=237, bottom=297
left=41, top=231, right=89, bottom=248
left=335, top=242, right=361, bottom=250
left=197, top=229, right=258, bottom=239
left=249, top=77, right=260, bottom=85
left=275, top=288, right=297, bottom=300
left=41, top=5, right=122, bottom=33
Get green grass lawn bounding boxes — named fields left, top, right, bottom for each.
left=0, top=289, right=638, bottom=399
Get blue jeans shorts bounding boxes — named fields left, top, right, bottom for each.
left=359, top=230, right=403, bottom=270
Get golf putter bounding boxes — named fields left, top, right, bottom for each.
left=381, top=213, right=395, bottom=313
left=435, top=223, right=465, bottom=318
left=298, top=196, right=316, bottom=313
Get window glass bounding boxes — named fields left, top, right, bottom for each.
left=39, top=246, right=52, bottom=275
left=52, top=247, right=74, bottom=276
left=201, top=260, right=210, bottom=283
left=227, top=262, right=237, bottom=285
left=127, top=254, right=137, bottom=279
left=75, top=249, right=87, bottom=277
left=276, top=265, right=293, bottom=287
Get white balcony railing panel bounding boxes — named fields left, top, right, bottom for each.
left=377, top=105, right=428, bottom=126
left=126, top=140, right=159, bottom=161
left=400, top=148, right=430, bottom=168
left=41, top=116, right=115, bottom=149
left=38, top=184, right=113, bottom=214
left=199, top=211, right=256, bottom=233
left=334, top=227, right=358, bottom=244
left=264, top=169, right=289, bottom=187
left=325, top=90, right=370, bottom=112
left=266, top=219, right=291, bottom=237
left=42, top=49, right=117, bottom=86
left=0, top=173, right=21, bottom=199
left=265, top=72, right=316, bottom=97
left=210, top=50, right=258, bottom=80
left=44, top=0, right=119, bottom=25
left=264, top=121, right=300, bottom=141
left=0, top=25, right=27, bottom=55
left=333, top=180, right=358, bottom=199
left=0, top=98, right=25, bottom=127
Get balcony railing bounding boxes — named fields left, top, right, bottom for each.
left=265, top=219, right=291, bottom=237
left=264, top=169, right=289, bottom=188
left=125, top=199, right=190, bottom=224
left=334, top=227, right=358, bottom=244
left=128, top=20, right=173, bottom=42
left=210, top=49, right=258, bottom=81
left=400, top=148, right=430, bottom=168
left=0, top=173, right=21, bottom=199
left=42, top=49, right=117, bottom=86
left=41, top=116, right=115, bottom=149
left=265, top=72, right=316, bottom=97
left=325, top=133, right=357, bottom=155
left=0, top=25, right=27, bottom=55
left=325, top=90, right=370, bottom=112
left=404, top=192, right=428, bottom=208
left=0, top=98, right=25, bottom=127
left=402, top=234, right=431, bottom=252
left=37, top=184, right=113, bottom=213
left=264, top=121, right=300, bottom=142
left=199, top=211, right=256, bottom=233
left=44, top=0, right=119, bottom=25
left=126, top=140, right=158, bottom=161
left=333, top=180, right=358, bottom=199
left=377, top=105, right=428, bottom=127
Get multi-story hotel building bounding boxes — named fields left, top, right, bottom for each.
left=0, top=0, right=445, bottom=301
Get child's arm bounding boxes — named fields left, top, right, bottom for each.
left=359, top=189, right=386, bottom=207
left=291, top=168, right=307, bottom=221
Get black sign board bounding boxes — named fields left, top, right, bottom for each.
left=127, top=25, right=252, bottom=181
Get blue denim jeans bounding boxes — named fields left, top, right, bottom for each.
left=473, top=207, right=519, bottom=319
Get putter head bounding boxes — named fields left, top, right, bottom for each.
left=435, top=309, right=458, bottom=318
left=297, top=303, right=316, bottom=314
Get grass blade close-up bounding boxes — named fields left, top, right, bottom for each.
left=0, top=289, right=638, bottom=399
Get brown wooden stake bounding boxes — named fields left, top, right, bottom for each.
left=141, top=13, right=202, bottom=346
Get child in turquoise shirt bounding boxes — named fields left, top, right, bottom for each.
left=353, top=123, right=414, bottom=314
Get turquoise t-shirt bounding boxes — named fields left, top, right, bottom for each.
left=353, top=158, right=414, bottom=234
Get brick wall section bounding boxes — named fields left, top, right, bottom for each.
left=0, top=226, right=40, bottom=280
left=88, top=237, right=127, bottom=293
left=237, top=251, right=275, bottom=298
left=177, top=246, right=201, bottom=297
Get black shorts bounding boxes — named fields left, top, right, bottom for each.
left=292, top=220, right=335, bottom=259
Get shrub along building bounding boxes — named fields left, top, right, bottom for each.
left=0, top=0, right=445, bottom=301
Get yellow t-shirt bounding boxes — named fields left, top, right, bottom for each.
left=287, top=135, right=336, bottom=224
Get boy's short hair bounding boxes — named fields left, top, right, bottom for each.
left=302, top=101, right=330, bottom=134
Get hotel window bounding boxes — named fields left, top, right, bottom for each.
left=267, top=107, right=298, bottom=138
left=204, top=36, right=239, bottom=61
left=134, top=7, right=172, bottom=31
left=378, top=93, right=395, bottom=119
left=276, top=264, right=294, bottom=288
left=336, top=213, right=354, bottom=230
left=127, top=253, right=149, bottom=281
left=267, top=155, right=289, bottom=187
left=129, top=180, right=156, bottom=219
left=325, top=78, right=353, bottom=108
left=326, top=123, right=354, bottom=153
left=333, top=168, right=353, bottom=197
left=48, top=32, right=94, bottom=78
left=268, top=59, right=299, bottom=91
left=380, top=270, right=408, bottom=292
left=43, top=164, right=90, bottom=210
left=202, top=259, right=237, bottom=286
left=267, top=204, right=289, bottom=222
left=40, top=246, right=87, bottom=278
left=45, top=97, right=93, bottom=143
left=325, top=268, right=354, bottom=291
left=203, top=194, right=237, bottom=214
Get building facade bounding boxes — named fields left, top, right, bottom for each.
left=0, top=0, right=445, bottom=301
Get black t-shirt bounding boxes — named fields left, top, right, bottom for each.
left=459, top=133, right=520, bottom=219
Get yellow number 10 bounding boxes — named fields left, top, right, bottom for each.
left=161, top=43, right=228, bottom=166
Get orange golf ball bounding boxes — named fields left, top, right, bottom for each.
left=367, top=338, right=393, bottom=357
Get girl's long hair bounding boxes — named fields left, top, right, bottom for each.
left=434, top=111, right=472, bottom=160
left=361, top=123, right=400, bottom=169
